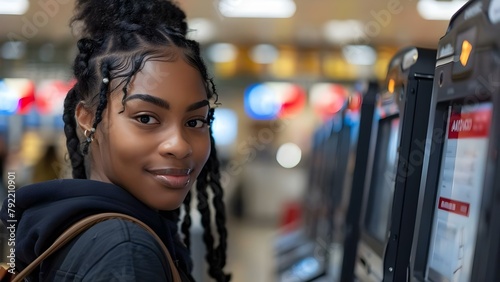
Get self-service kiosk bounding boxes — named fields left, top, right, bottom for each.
left=275, top=113, right=344, bottom=276
left=277, top=114, right=343, bottom=281
left=382, top=47, right=438, bottom=281
left=339, top=82, right=379, bottom=282
left=355, top=47, right=436, bottom=281
left=274, top=120, right=333, bottom=272
left=409, top=0, right=500, bottom=281
left=279, top=89, right=363, bottom=282
left=273, top=127, right=325, bottom=255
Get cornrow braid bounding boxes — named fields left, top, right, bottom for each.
left=63, top=88, right=86, bottom=179
left=74, top=38, right=96, bottom=79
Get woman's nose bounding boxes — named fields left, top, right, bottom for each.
left=158, top=128, right=193, bottom=159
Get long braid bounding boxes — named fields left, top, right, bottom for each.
left=194, top=108, right=230, bottom=281
left=195, top=167, right=218, bottom=277
left=64, top=37, right=98, bottom=179
left=63, top=88, right=86, bottom=179
left=207, top=133, right=230, bottom=282
left=181, top=191, right=192, bottom=249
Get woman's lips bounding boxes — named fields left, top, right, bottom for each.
left=147, top=168, right=192, bottom=189
left=153, top=174, right=190, bottom=189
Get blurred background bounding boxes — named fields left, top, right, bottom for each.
left=0, top=0, right=468, bottom=281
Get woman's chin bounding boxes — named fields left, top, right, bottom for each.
left=145, top=193, right=189, bottom=211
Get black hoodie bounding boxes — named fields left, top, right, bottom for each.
left=0, top=179, right=193, bottom=281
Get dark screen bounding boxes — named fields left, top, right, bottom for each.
left=364, top=117, right=400, bottom=243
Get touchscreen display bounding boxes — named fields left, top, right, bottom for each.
left=426, top=102, right=492, bottom=282
left=364, top=117, right=400, bottom=243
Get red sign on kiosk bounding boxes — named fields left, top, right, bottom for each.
left=438, top=197, right=470, bottom=217
left=447, top=109, right=491, bottom=139
left=426, top=103, right=492, bottom=282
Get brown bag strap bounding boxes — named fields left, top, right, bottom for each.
left=13, top=213, right=182, bottom=282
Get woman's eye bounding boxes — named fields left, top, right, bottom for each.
left=136, top=115, right=158, bottom=124
left=186, top=119, right=207, bottom=128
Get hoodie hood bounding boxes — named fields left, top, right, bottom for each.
left=1, top=179, right=192, bottom=273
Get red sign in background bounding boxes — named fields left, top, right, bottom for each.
left=438, top=196, right=470, bottom=217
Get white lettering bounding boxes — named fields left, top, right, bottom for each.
left=451, top=118, right=473, bottom=132
left=441, top=200, right=456, bottom=211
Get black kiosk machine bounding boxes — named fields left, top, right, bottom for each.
left=280, top=92, right=363, bottom=281
left=274, top=119, right=333, bottom=273
left=355, top=47, right=436, bottom=281
left=338, top=81, right=379, bottom=282
left=409, top=0, right=500, bottom=281
left=282, top=82, right=375, bottom=282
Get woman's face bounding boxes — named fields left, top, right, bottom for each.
left=85, top=54, right=211, bottom=210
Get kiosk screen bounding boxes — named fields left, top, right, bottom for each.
left=364, top=117, right=400, bottom=243
left=426, top=102, right=492, bottom=282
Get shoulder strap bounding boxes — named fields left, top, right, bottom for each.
left=13, top=213, right=182, bottom=282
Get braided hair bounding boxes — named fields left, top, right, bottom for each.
left=63, top=0, right=230, bottom=281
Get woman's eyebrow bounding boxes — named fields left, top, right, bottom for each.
left=123, top=94, right=208, bottom=112
left=123, top=94, right=170, bottom=110
left=186, top=100, right=209, bottom=112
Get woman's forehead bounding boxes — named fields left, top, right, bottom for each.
left=123, top=58, right=207, bottom=100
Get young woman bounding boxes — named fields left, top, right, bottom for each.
left=1, top=0, right=230, bottom=281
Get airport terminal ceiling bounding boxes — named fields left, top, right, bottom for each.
left=0, top=0, right=451, bottom=47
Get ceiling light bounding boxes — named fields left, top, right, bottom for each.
left=323, top=20, right=365, bottom=45
left=218, top=0, right=296, bottom=18
left=0, top=0, right=29, bottom=15
left=342, top=45, right=377, bottom=66
left=206, top=43, right=238, bottom=63
left=417, top=0, right=468, bottom=20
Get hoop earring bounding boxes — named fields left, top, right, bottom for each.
left=84, top=128, right=95, bottom=143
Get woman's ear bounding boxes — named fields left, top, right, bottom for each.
left=75, top=102, right=94, bottom=132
